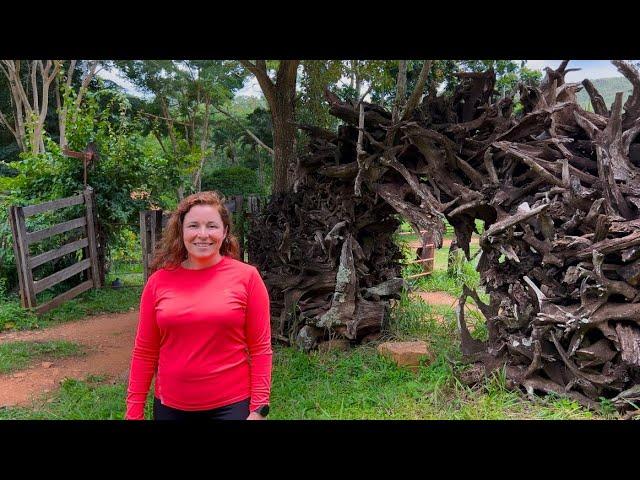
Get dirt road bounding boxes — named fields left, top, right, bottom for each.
left=0, top=310, right=139, bottom=408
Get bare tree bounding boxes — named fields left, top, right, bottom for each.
left=0, top=60, right=63, bottom=153
left=55, top=60, right=101, bottom=149
left=0, top=60, right=102, bottom=154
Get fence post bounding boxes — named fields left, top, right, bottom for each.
left=234, top=195, right=244, bottom=261
left=140, top=210, right=165, bottom=285
left=83, top=187, right=102, bottom=288
left=419, top=230, right=435, bottom=274
left=8, top=207, right=32, bottom=308
left=140, top=211, right=148, bottom=284
left=148, top=210, right=157, bottom=265
left=246, top=195, right=260, bottom=264
left=9, top=206, right=37, bottom=308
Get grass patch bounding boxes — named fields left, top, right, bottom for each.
left=0, top=298, right=39, bottom=331
left=0, top=340, right=84, bottom=374
left=0, top=377, right=154, bottom=420
left=0, top=285, right=608, bottom=420
left=0, top=285, right=141, bottom=332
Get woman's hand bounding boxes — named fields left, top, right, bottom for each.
left=246, top=411, right=267, bottom=420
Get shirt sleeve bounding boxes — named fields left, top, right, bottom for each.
left=245, top=267, right=272, bottom=412
left=125, top=274, right=161, bottom=420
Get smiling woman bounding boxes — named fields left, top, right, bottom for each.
left=125, top=191, right=272, bottom=421
left=182, top=204, right=227, bottom=270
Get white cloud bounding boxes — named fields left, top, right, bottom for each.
left=237, top=76, right=263, bottom=98
left=96, top=68, right=146, bottom=98
left=523, top=60, right=633, bottom=82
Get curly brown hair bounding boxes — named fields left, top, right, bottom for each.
left=150, top=191, right=240, bottom=272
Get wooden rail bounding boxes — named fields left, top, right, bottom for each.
left=8, top=187, right=102, bottom=314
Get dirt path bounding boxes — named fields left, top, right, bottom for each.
left=412, top=291, right=480, bottom=328
left=415, top=291, right=458, bottom=307
left=0, top=310, right=139, bottom=408
left=407, top=236, right=479, bottom=250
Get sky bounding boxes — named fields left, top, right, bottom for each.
left=97, top=60, right=630, bottom=99
left=525, top=60, right=626, bottom=83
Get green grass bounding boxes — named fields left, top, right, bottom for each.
left=0, top=293, right=608, bottom=420
left=0, top=377, right=154, bottom=420
left=399, top=234, right=485, bottom=301
left=0, top=340, right=84, bottom=374
left=0, top=285, right=141, bottom=331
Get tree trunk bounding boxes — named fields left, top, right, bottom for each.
left=393, top=60, right=407, bottom=123
left=271, top=88, right=296, bottom=194
left=239, top=60, right=299, bottom=195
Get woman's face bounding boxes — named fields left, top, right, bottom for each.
left=182, top=204, right=227, bottom=262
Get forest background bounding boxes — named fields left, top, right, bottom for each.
left=0, top=59, right=551, bottom=300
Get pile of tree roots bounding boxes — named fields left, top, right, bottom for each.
left=250, top=60, right=640, bottom=411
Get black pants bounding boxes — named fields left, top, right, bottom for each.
left=153, top=397, right=250, bottom=420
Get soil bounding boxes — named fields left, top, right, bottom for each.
left=412, top=291, right=480, bottom=331
left=0, top=310, right=139, bottom=408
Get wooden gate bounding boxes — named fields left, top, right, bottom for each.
left=8, top=187, right=102, bottom=314
left=399, top=229, right=435, bottom=279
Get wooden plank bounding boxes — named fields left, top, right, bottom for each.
left=26, top=216, right=86, bottom=245
left=35, top=280, right=94, bottom=315
left=29, top=238, right=89, bottom=269
left=8, top=207, right=30, bottom=308
left=83, top=188, right=101, bottom=288
left=247, top=195, right=260, bottom=214
left=140, top=210, right=149, bottom=284
left=224, top=200, right=236, bottom=213
left=149, top=209, right=158, bottom=262
left=406, top=272, right=431, bottom=279
left=405, top=257, right=435, bottom=264
left=33, top=258, right=91, bottom=294
left=235, top=195, right=244, bottom=260
left=246, top=196, right=260, bottom=264
left=22, top=194, right=84, bottom=217
left=11, top=206, right=37, bottom=308
left=151, top=210, right=165, bottom=261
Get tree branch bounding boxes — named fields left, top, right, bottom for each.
left=239, top=60, right=276, bottom=106
left=392, top=60, right=407, bottom=123
left=139, top=110, right=190, bottom=127
left=402, top=60, right=432, bottom=121
left=0, top=108, right=17, bottom=138
left=212, top=105, right=274, bottom=155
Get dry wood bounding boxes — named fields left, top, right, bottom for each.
left=33, top=258, right=91, bottom=294
left=22, top=194, right=85, bottom=217
left=28, top=237, right=89, bottom=269
left=83, top=188, right=101, bottom=288
left=34, top=280, right=94, bottom=315
left=26, top=217, right=87, bottom=245
left=249, top=60, right=640, bottom=411
left=8, top=206, right=35, bottom=308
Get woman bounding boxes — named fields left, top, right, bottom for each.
left=125, top=191, right=272, bottom=420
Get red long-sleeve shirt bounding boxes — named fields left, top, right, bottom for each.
left=125, top=256, right=272, bottom=420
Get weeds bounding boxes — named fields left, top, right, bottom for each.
left=0, top=340, right=84, bottom=374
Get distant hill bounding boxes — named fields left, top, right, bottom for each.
left=575, top=76, right=633, bottom=111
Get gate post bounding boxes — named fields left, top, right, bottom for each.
left=8, top=206, right=36, bottom=308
